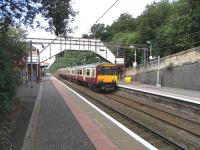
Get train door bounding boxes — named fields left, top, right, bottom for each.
left=83, top=68, right=86, bottom=82
left=92, top=68, right=96, bottom=84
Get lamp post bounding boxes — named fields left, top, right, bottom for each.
left=148, top=55, right=161, bottom=87
left=30, top=41, right=33, bottom=97
left=129, top=46, right=137, bottom=68
left=147, top=41, right=152, bottom=62
left=156, top=55, right=161, bottom=87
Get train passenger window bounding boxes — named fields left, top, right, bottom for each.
left=80, top=70, right=82, bottom=75
left=87, top=69, right=90, bottom=76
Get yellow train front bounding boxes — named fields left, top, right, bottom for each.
left=57, top=63, right=119, bottom=92
left=95, top=63, right=119, bottom=91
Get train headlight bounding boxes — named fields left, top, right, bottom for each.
left=99, top=79, right=103, bottom=83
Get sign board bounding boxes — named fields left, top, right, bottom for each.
left=133, top=62, right=137, bottom=67
left=116, top=58, right=124, bottom=64
left=27, top=56, right=38, bottom=64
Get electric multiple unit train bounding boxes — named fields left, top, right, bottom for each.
left=58, top=63, right=119, bottom=91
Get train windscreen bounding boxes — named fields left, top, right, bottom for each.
left=98, top=66, right=118, bottom=75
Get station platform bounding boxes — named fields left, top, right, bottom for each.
left=118, top=82, right=200, bottom=105
left=22, top=75, right=157, bottom=150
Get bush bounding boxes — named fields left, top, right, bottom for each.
left=0, top=49, right=16, bottom=118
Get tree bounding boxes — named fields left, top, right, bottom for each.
left=0, top=0, right=77, bottom=35
left=153, top=0, right=200, bottom=56
left=111, top=13, right=136, bottom=34
left=90, top=23, right=111, bottom=41
left=136, top=0, right=174, bottom=43
left=0, top=27, right=27, bottom=117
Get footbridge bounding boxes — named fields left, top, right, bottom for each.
left=26, top=37, right=125, bottom=64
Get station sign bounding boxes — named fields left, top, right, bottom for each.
left=115, top=58, right=124, bottom=64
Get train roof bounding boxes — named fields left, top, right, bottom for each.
left=74, top=62, right=117, bottom=69
left=60, top=62, right=118, bottom=70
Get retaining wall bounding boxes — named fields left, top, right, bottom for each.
left=125, top=46, right=200, bottom=91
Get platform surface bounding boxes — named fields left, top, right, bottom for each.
left=22, top=75, right=157, bottom=150
left=118, top=82, right=200, bottom=105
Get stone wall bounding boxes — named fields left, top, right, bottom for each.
left=125, top=46, right=200, bottom=91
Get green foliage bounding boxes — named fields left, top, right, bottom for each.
left=49, top=51, right=107, bottom=72
left=136, top=0, right=174, bottom=43
left=89, top=0, right=200, bottom=67
left=0, top=48, right=15, bottom=118
left=0, top=27, right=26, bottom=118
left=90, top=24, right=111, bottom=41
left=111, top=32, right=139, bottom=44
left=111, top=13, right=136, bottom=34
left=0, top=0, right=76, bottom=35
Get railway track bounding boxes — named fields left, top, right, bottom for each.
left=55, top=75, right=200, bottom=149
left=115, top=90, right=200, bottom=121
left=119, top=88, right=200, bottom=112
left=103, top=94, right=200, bottom=137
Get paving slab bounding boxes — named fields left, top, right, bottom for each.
left=23, top=75, right=158, bottom=150
left=30, top=76, right=95, bottom=150
left=51, top=76, right=157, bottom=150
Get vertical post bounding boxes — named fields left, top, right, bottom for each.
left=65, top=36, right=66, bottom=50
left=117, top=48, right=119, bottom=57
left=38, top=50, right=40, bottom=82
left=106, top=48, right=107, bottom=59
left=150, top=44, right=152, bottom=61
left=30, top=41, right=33, bottom=97
left=133, top=48, right=137, bottom=68
left=143, top=48, right=147, bottom=83
left=60, top=35, right=62, bottom=52
left=49, top=44, right=51, bottom=58
left=70, top=37, right=71, bottom=50
left=59, top=36, right=61, bottom=62
left=88, top=39, right=89, bottom=51
left=25, top=44, right=28, bottom=85
left=95, top=41, right=97, bottom=53
left=79, top=38, right=80, bottom=51
left=156, top=55, right=161, bottom=87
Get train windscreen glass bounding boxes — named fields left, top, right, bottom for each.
left=98, top=66, right=118, bottom=75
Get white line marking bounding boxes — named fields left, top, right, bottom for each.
left=118, top=85, right=200, bottom=105
left=50, top=74, right=158, bottom=150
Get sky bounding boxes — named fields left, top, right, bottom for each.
left=71, top=0, right=159, bottom=37
left=29, top=0, right=160, bottom=38
left=27, top=0, right=160, bottom=63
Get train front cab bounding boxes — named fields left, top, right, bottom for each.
left=96, top=64, right=119, bottom=91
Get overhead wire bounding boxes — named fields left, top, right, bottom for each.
left=84, top=0, right=120, bottom=34
left=94, top=0, right=120, bottom=24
